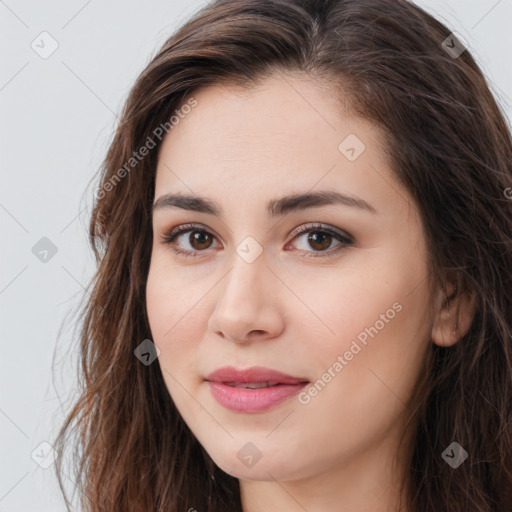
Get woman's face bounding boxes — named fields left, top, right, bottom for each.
left=146, top=72, right=435, bottom=482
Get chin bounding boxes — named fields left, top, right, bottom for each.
left=218, top=462, right=275, bottom=481
left=206, top=445, right=305, bottom=482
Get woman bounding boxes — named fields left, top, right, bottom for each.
left=54, top=0, right=512, bottom=510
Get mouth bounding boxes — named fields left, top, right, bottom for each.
left=205, top=366, right=309, bottom=413
left=223, top=381, right=286, bottom=388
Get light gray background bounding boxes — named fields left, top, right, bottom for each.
left=1, top=1, right=511, bottom=510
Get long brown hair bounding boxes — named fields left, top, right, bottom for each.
left=53, top=0, right=512, bottom=510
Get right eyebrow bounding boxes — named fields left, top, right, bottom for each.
left=152, top=190, right=378, bottom=217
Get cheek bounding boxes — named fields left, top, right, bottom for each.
left=286, top=266, right=400, bottom=358
left=323, top=248, right=429, bottom=354
left=145, top=263, right=172, bottom=342
left=146, top=260, right=205, bottom=366
left=290, top=294, right=430, bottom=466
left=306, top=282, right=430, bottom=419
left=298, top=257, right=431, bottom=405
left=146, top=267, right=207, bottom=418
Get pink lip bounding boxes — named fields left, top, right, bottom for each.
left=205, top=365, right=309, bottom=413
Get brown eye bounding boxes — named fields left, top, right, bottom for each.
left=162, top=222, right=353, bottom=259
left=188, top=231, right=213, bottom=250
left=306, top=231, right=333, bottom=251
left=288, top=223, right=354, bottom=257
left=161, top=224, right=220, bottom=258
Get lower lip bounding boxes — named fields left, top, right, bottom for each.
left=207, top=381, right=308, bottom=413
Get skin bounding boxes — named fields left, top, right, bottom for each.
left=146, top=71, right=476, bottom=512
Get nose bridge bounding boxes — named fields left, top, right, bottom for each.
left=219, top=222, right=268, bottom=295
left=209, top=246, right=283, bottom=341
left=219, top=247, right=268, bottom=312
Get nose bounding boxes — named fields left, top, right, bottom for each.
left=208, top=253, right=286, bottom=344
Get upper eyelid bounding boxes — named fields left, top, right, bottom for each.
left=166, top=223, right=220, bottom=241
left=164, top=222, right=353, bottom=245
left=292, top=223, right=353, bottom=242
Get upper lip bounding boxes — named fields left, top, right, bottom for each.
left=205, top=365, right=309, bottom=385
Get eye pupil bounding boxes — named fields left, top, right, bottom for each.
left=308, top=232, right=332, bottom=251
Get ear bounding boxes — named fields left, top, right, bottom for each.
left=431, top=276, right=477, bottom=347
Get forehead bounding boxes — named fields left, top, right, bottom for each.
left=159, top=73, right=357, bottom=161
left=154, top=73, right=408, bottom=219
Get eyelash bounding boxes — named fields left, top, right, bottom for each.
left=159, top=222, right=354, bottom=259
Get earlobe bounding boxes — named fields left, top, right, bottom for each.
left=431, top=279, right=477, bottom=347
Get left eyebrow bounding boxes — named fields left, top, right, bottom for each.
left=152, top=190, right=378, bottom=217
